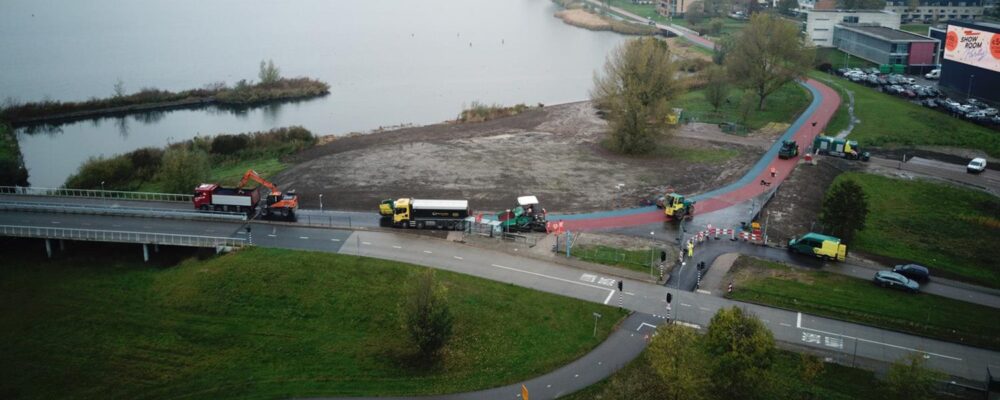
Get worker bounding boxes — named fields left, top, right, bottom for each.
left=687, top=240, right=694, bottom=257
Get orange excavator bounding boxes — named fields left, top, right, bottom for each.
left=238, top=169, right=298, bottom=221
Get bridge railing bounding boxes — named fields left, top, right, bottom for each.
left=0, top=186, right=192, bottom=202
left=0, top=200, right=247, bottom=221
left=0, top=225, right=246, bottom=248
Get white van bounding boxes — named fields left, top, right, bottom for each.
left=925, top=69, right=940, bottom=79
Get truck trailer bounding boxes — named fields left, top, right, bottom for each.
left=379, top=198, right=470, bottom=230
left=193, top=183, right=260, bottom=214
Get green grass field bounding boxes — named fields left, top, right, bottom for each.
left=816, top=48, right=878, bottom=70
left=835, top=172, right=1000, bottom=288
left=572, top=244, right=659, bottom=275
left=0, top=245, right=626, bottom=399
left=137, top=156, right=286, bottom=193
left=728, top=256, right=1000, bottom=350
left=564, top=332, right=882, bottom=400
left=677, top=80, right=812, bottom=130
left=815, top=73, right=1000, bottom=156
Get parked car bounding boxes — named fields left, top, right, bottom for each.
left=873, top=271, right=920, bottom=293
left=925, top=69, right=940, bottom=79
left=982, top=107, right=998, bottom=116
left=967, top=157, right=987, bottom=174
left=956, top=104, right=976, bottom=114
left=967, top=98, right=984, bottom=107
left=893, top=264, right=930, bottom=283
left=903, top=89, right=917, bottom=98
left=922, top=98, right=938, bottom=108
left=992, top=115, right=1000, bottom=125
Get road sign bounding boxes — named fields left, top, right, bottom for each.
left=522, top=384, right=529, bottom=400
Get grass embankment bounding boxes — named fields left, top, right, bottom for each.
left=813, top=71, right=1000, bottom=156
left=572, top=244, right=657, bottom=275
left=565, top=333, right=882, bottom=400
left=0, top=122, right=29, bottom=186
left=836, top=172, right=1000, bottom=287
left=727, top=256, right=1000, bottom=350
left=457, top=102, right=536, bottom=123
left=0, top=244, right=627, bottom=399
left=66, top=126, right=312, bottom=191
left=0, top=77, right=329, bottom=125
left=676, top=80, right=812, bottom=130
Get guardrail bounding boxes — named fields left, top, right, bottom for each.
left=0, top=186, right=192, bottom=202
left=0, top=200, right=247, bottom=221
left=0, top=225, right=246, bottom=248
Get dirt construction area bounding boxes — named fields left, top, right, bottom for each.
left=276, top=102, right=767, bottom=214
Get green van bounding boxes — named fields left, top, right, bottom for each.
left=787, top=232, right=847, bottom=261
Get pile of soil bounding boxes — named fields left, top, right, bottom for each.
left=276, top=102, right=763, bottom=214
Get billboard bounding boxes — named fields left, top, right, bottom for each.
left=944, top=25, right=1000, bottom=73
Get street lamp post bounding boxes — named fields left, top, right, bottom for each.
left=100, top=181, right=105, bottom=192
left=968, top=74, right=975, bottom=99
left=649, top=231, right=656, bottom=279
left=319, top=194, right=323, bottom=212
left=592, top=312, right=602, bottom=337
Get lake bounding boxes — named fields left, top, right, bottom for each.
left=0, top=0, right=628, bottom=187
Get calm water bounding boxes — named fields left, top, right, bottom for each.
left=1, top=0, right=627, bottom=187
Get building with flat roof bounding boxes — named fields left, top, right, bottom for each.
left=805, top=9, right=901, bottom=46
left=885, top=0, right=984, bottom=23
left=938, top=20, right=1000, bottom=102
left=833, top=24, right=940, bottom=73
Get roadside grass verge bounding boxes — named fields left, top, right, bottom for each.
left=676, top=80, right=812, bottom=130
left=837, top=172, right=1000, bottom=287
left=727, top=256, right=1000, bottom=350
left=564, top=331, right=882, bottom=400
left=0, top=244, right=627, bottom=399
left=572, top=244, right=658, bottom=275
left=810, top=72, right=852, bottom=135
left=815, top=73, right=1000, bottom=156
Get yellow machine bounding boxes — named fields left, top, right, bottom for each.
left=379, top=198, right=470, bottom=230
left=660, top=193, right=694, bottom=220
left=787, top=232, right=847, bottom=261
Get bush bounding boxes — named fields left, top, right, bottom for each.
left=210, top=134, right=250, bottom=155
left=158, top=147, right=210, bottom=194
left=127, top=147, right=164, bottom=181
left=64, top=156, right=135, bottom=190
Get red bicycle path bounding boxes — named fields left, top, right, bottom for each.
left=548, top=78, right=840, bottom=232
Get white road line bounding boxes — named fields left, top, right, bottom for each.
left=50, top=221, right=60, bottom=224
left=267, top=234, right=277, bottom=237
left=489, top=263, right=617, bottom=303
left=299, top=236, right=309, bottom=239
left=696, top=289, right=711, bottom=295
left=362, top=241, right=371, bottom=245
left=680, top=303, right=692, bottom=307
left=392, top=245, right=402, bottom=249
left=779, top=322, right=792, bottom=327
left=423, top=250, right=433, bottom=254
left=796, top=313, right=962, bottom=361
left=331, top=238, right=341, bottom=242
left=234, top=231, right=243, bottom=234
left=676, top=322, right=702, bottom=329
left=624, top=291, right=636, bottom=296
left=637, top=322, right=657, bottom=331
left=453, top=256, right=464, bottom=260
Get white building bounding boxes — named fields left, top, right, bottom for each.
left=805, top=9, right=901, bottom=47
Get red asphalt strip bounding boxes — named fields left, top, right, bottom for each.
left=557, top=78, right=841, bottom=232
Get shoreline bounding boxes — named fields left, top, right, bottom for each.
left=553, top=7, right=656, bottom=36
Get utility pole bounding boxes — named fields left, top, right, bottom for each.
left=592, top=312, right=602, bottom=337
left=968, top=74, right=975, bottom=99
left=649, top=231, right=656, bottom=280
left=319, top=194, right=323, bottom=212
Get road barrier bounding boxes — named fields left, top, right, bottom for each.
left=0, top=200, right=247, bottom=221
left=0, top=186, right=192, bottom=202
left=0, top=225, right=246, bottom=248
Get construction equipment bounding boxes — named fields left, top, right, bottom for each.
left=813, top=136, right=870, bottom=161
left=497, top=195, right=548, bottom=232
left=778, top=140, right=799, bottom=159
left=657, top=192, right=694, bottom=220
left=787, top=232, right=847, bottom=261
left=192, top=170, right=298, bottom=221
left=379, top=198, right=469, bottom=230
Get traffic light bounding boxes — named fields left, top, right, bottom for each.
left=666, top=293, right=672, bottom=304
left=617, top=280, right=623, bottom=291
left=660, top=250, right=667, bottom=262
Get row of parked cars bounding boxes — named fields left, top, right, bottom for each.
left=873, top=264, right=930, bottom=294
left=836, top=68, right=1000, bottom=126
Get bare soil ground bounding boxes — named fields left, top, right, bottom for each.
left=759, top=156, right=862, bottom=243
left=277, top=101, right=762, bottom=213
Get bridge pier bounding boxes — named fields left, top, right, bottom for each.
left=142, top=244, right=149, bottom=263
left=59, top=239, right=65, bottom=251
left=45, top=239, right=53, bottom=258
left=154, top=243, right=159, bottom=253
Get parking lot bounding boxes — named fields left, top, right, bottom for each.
left=836, top=67, right=1000, bottom=127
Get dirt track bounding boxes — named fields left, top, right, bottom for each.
left=276, top=102, right=763, bottom=214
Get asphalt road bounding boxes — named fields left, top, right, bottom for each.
left=7, top=210, right=998, bottom=389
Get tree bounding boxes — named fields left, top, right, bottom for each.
left=400, top=270, right=454, bottom=358
left=592, top=37, right=682, bottom=155
left=712, top=35, right=735, bottom=65
left=702, top=0, right=731, bottom=16
left=704, top=66, right=729, bottom=112
left=726, top=13, right=813, bottom=110
left=686, top=1, right=708, bottom=24
left=819, top=179, right=869, bottom=244
left=885, top=353, right=942, bottom=400
left=113, top=78, right=126, bottom=99
left=647, top=324, right=709, bottom=400
left=705, top=307, right=776, bottom=400
left=838, top=0, right=886, bottom=9
left=258, top=59, right=281, bottom=85
left=157, top=146, right=210, bottom=194
left=778, top=0, right=800, bottom=14
left=707, top=18, right=725, bottom=35
left=738, top=90, right=756, bottom=125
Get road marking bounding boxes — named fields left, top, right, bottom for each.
left=267, top=234, right=277, bottom=237
left=235, top=231, right=243, bottom=234
left=580, top=273, right=598, bottom=283
left=362, top=241, right=371, bottom=245
left=299, top=236, right=309, bottom=239
left=779, top=322, right=792, bottom=327
left=676, top=322, right=702, bottom=329
left=637, top=322, right=657, bottom=331
left=392, top=245, right=402, bottom=249
left=680, top=303, right=692, bottom=307
left=423, top=250, right=433, bottom=254
left=332, top=238, right=341, bottom=242
left=696, top=289, right=711, bottom=295
left=574, top=374, right=579, bottom=378
left=50, top=221, right=60, bottom=224
left=795, top=313, right=962, bottom=360
left=597, top=277, right=616, bottom=287
left=489, top=263, right=616, bottom=304
left=453, top=256, right=464, bottom=260
left=624, top=291, right=636, bottom=296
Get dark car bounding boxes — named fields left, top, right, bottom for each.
left=893, top=264, right=930, bottom=283
left=922, top=98, right=937, bottom=108
left=873, top=271, right=920, bottom=293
